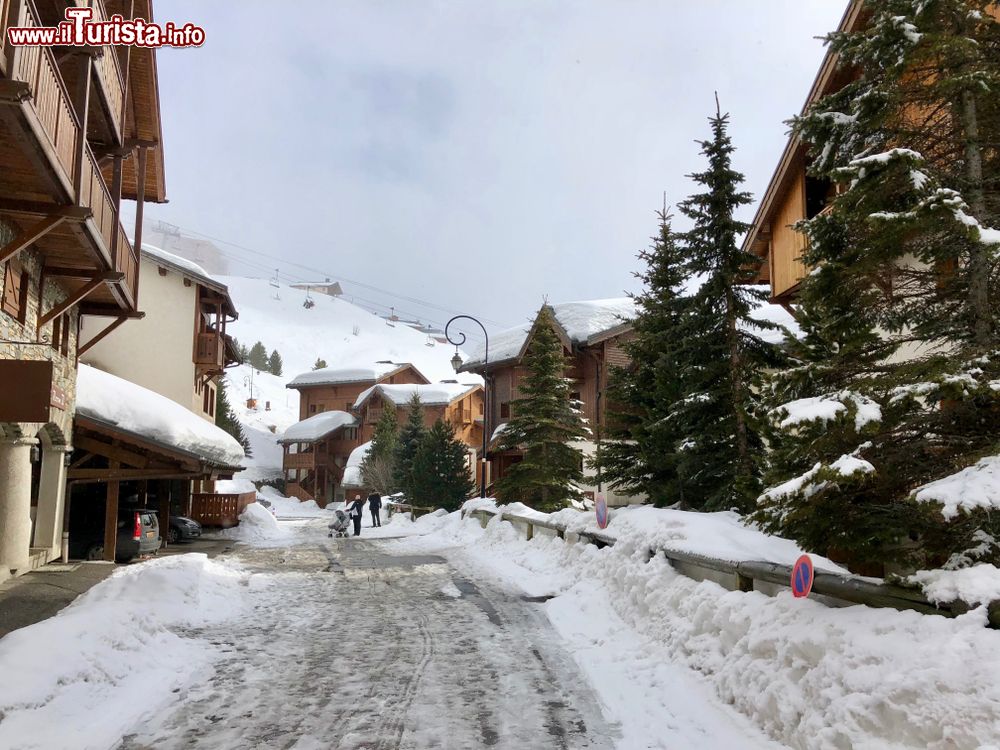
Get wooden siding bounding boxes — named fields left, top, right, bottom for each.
left=770, top=170, right=809, bottom=300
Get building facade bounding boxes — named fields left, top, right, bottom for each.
left=460, top=300, right=639, bottom=507
left=0, top=0, right=166, bottom=582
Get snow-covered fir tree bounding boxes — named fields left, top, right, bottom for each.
left=753, top=1, right=1000, bottom=571
left=599, top=210, right=693, bottom=506
left=361, top=404, right=398, bottom=495
left=409, top=419, right=475, bottom=512
left=494, top=307, right=589, bottom=511
left=392, top=393, right=426, bottom=499
left=673, top=103, right=782, bottom=513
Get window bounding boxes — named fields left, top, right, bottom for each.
left=500, top=402, right=510, bottom=419
left=345, top=401, right=353, bottom=412
left=61, top=316, right=70, bottom=356
left=479, top=402, right=484, bottom=415
left=2, top=261, right=28, bottom=323
left=570, top=391, right=581, bottom=403
left=309, top=404, right=317, bottom=414
left=208, top=387, right=216, bottom=418
left=51, top=316, right=61, bottom=352
left=203, top=386, right=211, bottom=415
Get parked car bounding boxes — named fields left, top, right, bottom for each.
left=69, top=507, right=161, bottom=563
left=167, top=515, right=202, bottom=544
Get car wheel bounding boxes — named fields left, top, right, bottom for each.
left=85, top=544, right=104, bottom=561
left=167, top=526, right=179, bottom=544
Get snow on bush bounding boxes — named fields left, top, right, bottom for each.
left=396, top=505, right=1000, bottom=749
left=911, top=564, right=1000, bottom=608
left=912, top=455, right=1000, bottom=520
left=0, top=555, right=247, bottom=750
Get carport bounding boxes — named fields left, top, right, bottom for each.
left=68, top=415, right=243, bottom=561
left=69, top=365, right=248, bottom=562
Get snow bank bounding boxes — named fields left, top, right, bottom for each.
left=0, top=555, right=247, bottom=750
left=342, top=440, right=372, bottom=488
left=912, top=564, right=1000, bottom=607
left=258, top=486, right=328, bottom=519
left=77, top=365, right=245, bottom=468
left=217, top=502, right=291, bottom=542
left=913, top=455, right=1000, bottom=520
left=393, top=509, right=1000, bottom=749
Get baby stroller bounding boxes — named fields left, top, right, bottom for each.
left=328, top=509, right=350, bottom=538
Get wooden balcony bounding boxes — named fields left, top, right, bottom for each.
left=85, top=0, right=126, bottom=144
left=194, top=331, right=225, bottom=369
left=284, top=452, right=317, bottom=471
left=0, top=0, right=138, bottom=315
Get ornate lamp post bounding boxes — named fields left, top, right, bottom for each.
left=445, top=315, right=488, bottom=498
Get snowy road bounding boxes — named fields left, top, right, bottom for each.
left=118, top=530, right=617, bottom=750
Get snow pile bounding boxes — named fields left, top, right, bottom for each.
left=913, top=455, right=1000, bottom=519
left=257, top=486, right=328, bottom=519
left=911, top=564, right=1000, bottom=607
left=342, top=440, right=372, bottom=487
left=391, top=507, right=1000, bottom=749
left=0, top=555, right=247, bottom=750
left=215, top=477, right=256, bottom=495
left=280, top=410, right=356, bottom=444
left=77, top=364, right=245, bottom=468
left=354, top=382, right=480, bottom=409
left=217, top=502, right=290, bottom=542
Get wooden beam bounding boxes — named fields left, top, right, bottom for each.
left=0, top=214, right=68, bottom=264
left=72, top=434, right=150, bottom=469
left=43, top=267, right=102, bottom=278
left=37, top=272, right=123, bottom=331
left=69, top=468, right=202, bottom=482
left=73, top=56, right=92, bottom=202
left=77, top=314, right=129, bottom=358
left=0, top=200, right=90, bottom=221
left=103, top=460, right=119, bottom=562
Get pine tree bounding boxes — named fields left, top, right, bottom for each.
left=494, top=307, right=589, bottom=511
left=247, top=341, right=268, bottom=371
left=598, top=209, right=693, bottom=506
left=393, top=394, right=426, bottom=499
left=313, top=358, right=328, bottom=370
left=267, top=349, right=283, bottom=377
left=753, top=3, right=1000, bottom=570
left=361, top=402, right=398, bottom=494
left=409, top=419, right=476, bottom=511
left=215, top=378, right=252, bottom=457
left=673, top=101, right=783, bottom=513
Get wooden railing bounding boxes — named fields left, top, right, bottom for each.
left=283, top=452, right=316, bottom=470
left=86, top=0, right=124, bottom=140
left=81, top=145, right=116, bottom=249
left=117, top=224, right=137, bottom=305
left=463, top=507, right=1000, bottom=628
left=194, top=332, right=224, bottom=368
left=190, top=492, right=256, bottom=528
left=4, top=0, right=80, bottom=190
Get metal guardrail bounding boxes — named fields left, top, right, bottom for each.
left=463, top=507, right=1000, bottom=628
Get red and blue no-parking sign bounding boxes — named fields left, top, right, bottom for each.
left=791, top=555, right=814, bottom=598
left=595, top=495, right=608, bottom=530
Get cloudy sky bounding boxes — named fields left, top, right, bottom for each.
left=141, top=1, right=846, bottom=339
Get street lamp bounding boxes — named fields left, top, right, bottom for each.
left=445, top=315, right=488, bottom=498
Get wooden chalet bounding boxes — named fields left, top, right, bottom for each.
left=353, top=381, right=484, bottom=446
left=742, top=0, right=1000, bottom=305
left=459, top=300, right=636, bottom=505
left=0, top=0, right=166, bottom=581
left=279, top=411, right=359, bottom=505
left=286, top=361, right=429, bottom=421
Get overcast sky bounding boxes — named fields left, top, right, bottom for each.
left=140, top=1, right=846, bottom=339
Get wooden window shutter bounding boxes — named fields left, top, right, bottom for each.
left=2, top=262, right=21, bottom=319
left=51, top=316, right=62, bottom=351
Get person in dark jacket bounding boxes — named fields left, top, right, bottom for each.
left=368, top=492, right=382, bottom=527
left=348, top=495, right=365, bottom=537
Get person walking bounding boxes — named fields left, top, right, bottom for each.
left=368, top=491, right=382, bottom=527
left=348, top=495, right=364, bottom=537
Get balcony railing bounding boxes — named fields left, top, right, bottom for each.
left=85, top=0, right=125, bottom=142
left=195, top=332, right=225, bottom=369
left=284, top=452, right=316, bottom=470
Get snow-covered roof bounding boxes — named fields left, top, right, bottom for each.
left=141, top=244, right=236, bottom=316
left=278, top=411, right=357, bottom=445
left=286, top=362, right=418, bottom=389
left=463, top=299, right=636, bottom=368
left=342, top=440, right=372, bottom=488
left=76, top=365, right=246, bottom=468
left=353, top=382, right=481, bottom=410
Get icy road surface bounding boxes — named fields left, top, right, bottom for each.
left=118, top=536, right=617, bottom=749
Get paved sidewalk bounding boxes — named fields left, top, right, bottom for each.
left=0, top=538, right=234, bottom=639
